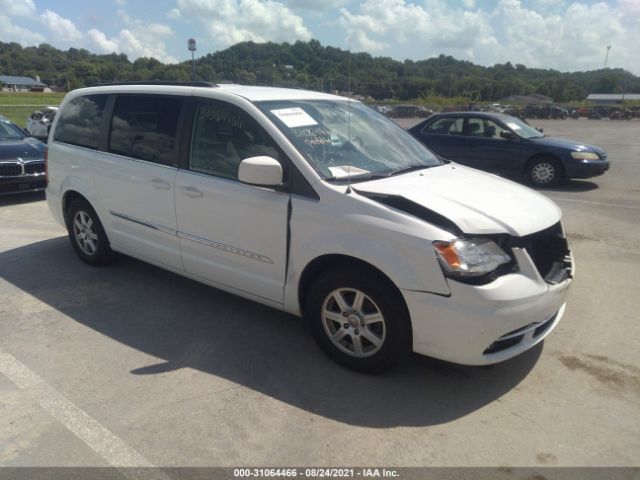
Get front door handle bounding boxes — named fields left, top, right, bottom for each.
left=180, top=186, right=203, bottom=198
left=150, top=178, right=171, bottom=190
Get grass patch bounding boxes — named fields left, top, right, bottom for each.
left=0, top=92, right=65, bottom=127
left=0, top=106, right=41, bottom=127
left=0, top=92, right=66, bottom=106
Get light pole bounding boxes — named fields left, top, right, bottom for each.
left=604, top=45, right=611, bottom=68
left=188, top=38, right=197, bottom=81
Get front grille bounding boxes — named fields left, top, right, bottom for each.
left=511, top=222, right=571, bottom=282
left=24, top=162, right=45, bottom=174
left=0, top=163, right=22, bottom=177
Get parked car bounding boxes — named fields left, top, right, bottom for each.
left=46, top=83, right=573, bottom=372
left=408, top=112, right=609, bottom=186
left=0, top=115, right=47, bottom=195
left=26, top=106, right=58, bottom=139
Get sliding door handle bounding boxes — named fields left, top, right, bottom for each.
left=150, top=178, right=171, bottom=190
left=179, top=186, right=203, bottom=198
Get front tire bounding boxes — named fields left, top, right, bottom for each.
left=306, top=267, right=412, bottom=373
left=527, top=157, right=563, bottom=187
left=65, top=198, right=113, bottom=266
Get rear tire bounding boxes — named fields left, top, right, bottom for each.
left=526, top=157, right=563, bottom=187
left=306, top=267, right=412, bottom=373
left=65, top=198, right=113, bottom=266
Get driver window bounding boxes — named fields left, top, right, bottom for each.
left=483, top=119, right=507, bottom=140
left=190, top=101, right=280, bottom=180
left=466, top=118, right=507, bottom=140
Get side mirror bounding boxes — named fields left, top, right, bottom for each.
left=500, top=130, right=517, bottom=140
left=536, top=127, right=544, bottom=133
left=238, top=156, right=283, bottom=187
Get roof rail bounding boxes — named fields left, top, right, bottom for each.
left=96, top=81, right=219, bottom=88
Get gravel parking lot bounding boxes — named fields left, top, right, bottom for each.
left=1, top=119, right=639, bottom=470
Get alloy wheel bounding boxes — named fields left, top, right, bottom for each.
left=321, top=288, right=386, bottom=358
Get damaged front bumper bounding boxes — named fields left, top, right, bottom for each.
left=404, top=224, right=574, bottom=366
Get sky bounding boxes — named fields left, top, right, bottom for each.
left=1, top=0, right=639, bottom=74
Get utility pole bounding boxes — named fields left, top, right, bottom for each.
left=188, top=38, right=197, bottom=80
left=604, top=45, right=611, bottom=68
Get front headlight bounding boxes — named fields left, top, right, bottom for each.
left=433, top=238, right=511, bottom=280
left=571, top=151, right=600, bottom=160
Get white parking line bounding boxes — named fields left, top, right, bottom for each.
left=0, top=350, right=170, bottom=479
left=549, top=196, right=640, bottom=210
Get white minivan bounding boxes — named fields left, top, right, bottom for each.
left=46, top=82, right=573, bottom=372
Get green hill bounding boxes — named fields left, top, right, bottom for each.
left=1, top=39, right=638, bottom=102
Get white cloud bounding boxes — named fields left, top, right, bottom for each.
left=87, top=28, right=119, bottom=52
left=86, top=20, right=177, bottom=63
left=40, top=10, right=83, bottom=43
left=490, top=0, right=639, bottom=72
left=282, top=0, right=347, bottom=11
left=177, top=0, right=311, bottom=47
left=339, top=0, right=496, bottom=53
left=166, top=8, right=181, bottom=19
left=337, top=0, right=640, bottom=73
left=0, top=0, right=35, bottom=17
left=0, top=0, right=43, bottom=46
left=0, top=15, right=45, bottom=45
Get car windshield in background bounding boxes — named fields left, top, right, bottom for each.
left=257, top=100, right=442, bottom=181
left=498, top=114, right=544, bottom=139
left=0, top=120, right=25, bottom=140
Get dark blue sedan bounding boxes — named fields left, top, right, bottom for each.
left=407, top=112, right=609, bottom=186
left=0, top=115, right=47, bottom=195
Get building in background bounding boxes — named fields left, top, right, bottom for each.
left=0, top=75, right=48, bottom=92
left=586, top=94, right=640, bottom=104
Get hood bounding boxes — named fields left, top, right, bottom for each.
left=355, top=164, right=561, bottom=236
left=528, top=135, right=605, bottom=154
left=0, top=138, right=45, bottom=161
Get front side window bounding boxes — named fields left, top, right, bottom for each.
left=497, top=114, right=543, bottom=139
left=54, top=95, right=107, bottom=149
left=466, top=118, right=507, bottom=139
left=109, top=95, right=182, bottom=166
left=257, top=100, right=441, bottom=182
left=189, top=101, right=280, bottom=180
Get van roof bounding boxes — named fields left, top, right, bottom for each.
left=81, top=82, right=346, bottom=103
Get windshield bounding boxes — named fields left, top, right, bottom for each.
left=498, top=114, right=544, bottom=139
left=0, top=120, right=26, bottom=140
left=256, top=99, right=442, bottom=181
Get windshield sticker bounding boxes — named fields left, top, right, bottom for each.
left=271, top=108, right=318, bottom=128
left=292, top=125, right=332, bottom=146
left=328, top=166, right=370, bottom=178
left=506, top=122, right=522, bottom=130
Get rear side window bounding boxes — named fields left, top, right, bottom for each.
left=109, top=95, right=182, bottom=166
left=54, top=95, right=107, bottom=149
left=423, top=117, right=463, bottom=135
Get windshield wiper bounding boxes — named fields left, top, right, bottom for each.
left=386, top=164, right=435, bottom=177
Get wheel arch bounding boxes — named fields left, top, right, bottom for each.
left=62, top=190, right=92, bottom=217
left=297, top=254, right=409, bottom=318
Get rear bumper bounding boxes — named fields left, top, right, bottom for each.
left=403, top=250, right=573, bottom=366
